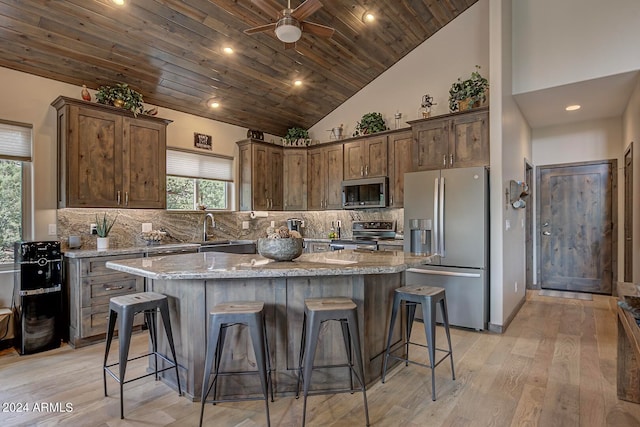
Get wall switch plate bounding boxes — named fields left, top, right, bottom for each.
left=48, top=224, right=56, bottom=235
left=270, top=220, right=275, bottom=227
left=301, top=220, right=305, bottom=228
left=142, top=223, right=152, bottom=232
left=242, top=221, right=250, bottom=230
left=90, top=223, right=97, bottom=235
left=515, top=281, right=518, bottom=292
left=505, top=219, right=511, bottom=231
left=336, top=220, right=342, bottom=228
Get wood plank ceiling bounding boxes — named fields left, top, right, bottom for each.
left=0, top=0, right=478, bottom=136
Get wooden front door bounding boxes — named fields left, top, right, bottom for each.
left=538, top=161, right=616, bottom=294
left=624, top=143, right=633, bottom=282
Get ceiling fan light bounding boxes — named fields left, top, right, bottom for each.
left=274, top=17, right=302, bottom=43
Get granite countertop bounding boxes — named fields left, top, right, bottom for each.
left=63, top=243, right=200, bottom=258
left=106, top=249, right=433, bottom=280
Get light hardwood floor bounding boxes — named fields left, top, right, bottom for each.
left=2, top=291, right=640, bottom=426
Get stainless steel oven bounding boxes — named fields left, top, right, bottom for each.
left=329, top=220, right=396, bottom=251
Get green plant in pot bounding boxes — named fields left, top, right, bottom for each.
left=95, top=83, right=144, bottom=116
left=353, top=112, right=388, bottom=136
left=284, top=126, right=310, bottom=146
left=95, top=212, right=118, bottom=249
left=448, top=65, right=489, bottom=112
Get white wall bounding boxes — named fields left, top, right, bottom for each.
left=489, top=0, right=531, bottom=329
left=512, top=0, right=640, bottom=94
left=622, top=78, right=640, bottom=282
left=309, top=0, right=490, bottom=140
left=0, top=66, right=274, bottom=240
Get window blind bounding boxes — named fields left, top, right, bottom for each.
left=166, top=149, right=233, bottom=182
left=0, top=120, right=32, bottom=161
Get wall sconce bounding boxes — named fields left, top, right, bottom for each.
left=508, top=180, right=529, bottom=209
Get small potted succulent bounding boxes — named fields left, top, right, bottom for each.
left=353, top=112, right=388, bottom=136
left=95, top=212, right=118, bottom=250
left=448, top=65, right=489, bottom=112
left=95, top=83, right=144, bottom=116
left=283, top=126, right=310, bottom=146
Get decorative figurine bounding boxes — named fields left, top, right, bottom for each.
left=421, top=94, right=436, bottom=118
left=81, top=85, right=91, bottom=101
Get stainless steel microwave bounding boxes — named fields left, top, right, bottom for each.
left=341, top=177, right=388, bottom=209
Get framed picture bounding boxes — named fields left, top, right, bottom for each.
left=194, top=132, right=212, bottom=150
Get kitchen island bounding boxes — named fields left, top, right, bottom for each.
left=106, top=249, right=432, bottom=400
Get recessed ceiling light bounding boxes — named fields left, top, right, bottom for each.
left=565, top=104, right=581, bottom=111
left=293, top=80, right=302, bottom=87
left=363, top=12, right=375, bottom=23
left=112, top=0, right=125, bottom=5
left=207, top=99, right=220, bottom=108
left=223, top=47, right=233, bottom=54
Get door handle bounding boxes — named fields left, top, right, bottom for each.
left=542, top=231, right=551, bottom=236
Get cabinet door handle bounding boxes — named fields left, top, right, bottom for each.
left=104, top=285, right=124, bottom=291
left=449, top=154, right=453, bottom=166
left=117, top=191, right=121, bottom=205
left=443, top=155, right=447, bottom=167
left=365, top=165, right=368, bottom=176
left=125, top=192, right=129, bottom=206
left=360, top=165, right=364, bottom=176
left=390, top=196, right=393, bottom=205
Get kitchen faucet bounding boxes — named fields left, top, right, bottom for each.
left=203, top=213, right=215, bottom=241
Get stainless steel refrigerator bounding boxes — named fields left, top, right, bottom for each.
left=404, top=167, right=488, bottom=330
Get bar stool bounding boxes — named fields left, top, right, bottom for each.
left=296, top=297, right=369, bottom=427
left=381, top=285, right=455, bottom=401
left=199, top=301, right=273, bottom=427
left=103, top=292, right=181, bottom=419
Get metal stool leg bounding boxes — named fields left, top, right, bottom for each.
left=381, top=292, right=401, bottom=383
left=200, top=316, right=223, bottom=427
left=405, top=301, right=417, bottom=366
left=263, top=315, right=274, bottom=402
left=295, top=313, right=307, bottom=398
left=340, top=319, right=354, bottom=391
left=301, top=310, right=322, bottom=427
left=103, top=309, right=117, bottom=397
left=439, top=296, right=455, bottom=380
left=117, top=307, right=136, bottom=419
left=345, top=310, right=370, bottom=426
left=421, top=299, right=437, bottom=401
left=158, top=299, right=182, bottom=395
left=248, top=315, right=271, bottom=427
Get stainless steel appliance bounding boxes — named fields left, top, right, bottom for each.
left=341, top=177, right=388, bottom=209
left=287, top=218, right=303, bottom=234
left=409, top=218, right=432, bottom=255
left=13, top=241, right=63, bottom=354
left=404, top=167, right=488, bottom=330
left=329, top=220, right=396, bottom=251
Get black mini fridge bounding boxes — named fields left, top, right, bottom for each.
left=13, top=241, right=63, bottom=355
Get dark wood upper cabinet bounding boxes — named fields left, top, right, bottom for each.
left=283, top=149, right=308, bottom=211
left=409, top=108, right=489, bottom=171
left=307, top=143, right=343, bottom=210
left=387, top=129, right=414, bottom=207
left=237, top=139, right=283, bottom=211
left=343, top=135, right=388, bottom=180
left=52, top=96, right=170, bottom=209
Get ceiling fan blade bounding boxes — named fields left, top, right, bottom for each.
left=301, top=21, right=335, bottom=38
left=291, top=0, right=323, bottom=21
left=244, top=22, right=277, bottom=34
left=250, top=0, right=282, bottom=20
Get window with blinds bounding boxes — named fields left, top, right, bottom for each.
left=166, top=149, right=234, bottom=211
left=0, top=120, right=32, bottom=264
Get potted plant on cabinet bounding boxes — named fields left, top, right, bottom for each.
left=448, top=65, right=489, bottom=112
left=283, top=126, right=310, bottom=146
left=95, top=212, right=118, bottom=250
left=95, top=83, right=145, bottom=116
left=353, top=112, right=388, bottom=136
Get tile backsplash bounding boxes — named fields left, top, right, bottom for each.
left=57, top=208, right=404, bottom=250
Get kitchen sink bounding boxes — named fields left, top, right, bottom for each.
left=197, top=240, right=256, bottom=254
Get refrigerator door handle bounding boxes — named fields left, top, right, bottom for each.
left=407, top=268, right=481, bottom=278
left=439, top=176, right=445, bottom=257
left=433, top=177, right=439, bottom=254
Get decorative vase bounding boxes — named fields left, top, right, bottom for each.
left=113, top=99, right=124, bottom=108
left=81, top=85, right=91, bottom=101
left=97, top=237, right=109, bottom=250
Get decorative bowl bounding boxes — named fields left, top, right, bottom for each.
left=257, top=238, right=303, bottom=261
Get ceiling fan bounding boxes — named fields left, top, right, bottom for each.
left=244, top=0, right=335, bottom=48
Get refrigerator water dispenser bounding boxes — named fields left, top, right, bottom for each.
left=409, top=219, right=432, bottom=254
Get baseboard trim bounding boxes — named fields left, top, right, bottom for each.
left=488, top=294, right=527, bottom=334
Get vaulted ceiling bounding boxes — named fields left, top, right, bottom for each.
left=0, top=0, right=478, bottom=136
